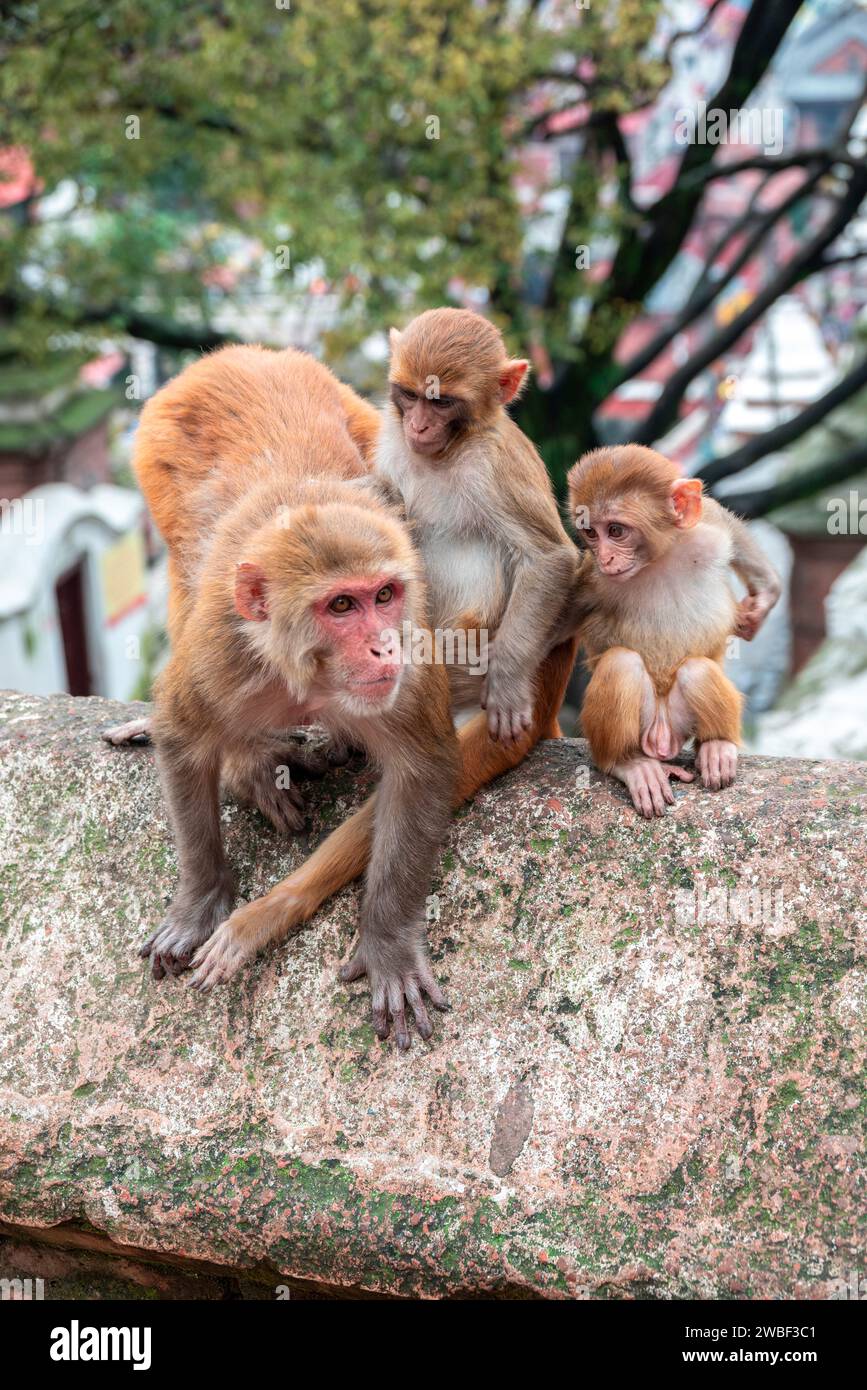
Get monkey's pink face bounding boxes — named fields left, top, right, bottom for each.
left=390, top=383, right=466, bottom=458
left=313, top=577, right=405, bottom=705
left=575, top=512, right=648, bottom=581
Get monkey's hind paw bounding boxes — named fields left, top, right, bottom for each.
left=229, top=772, right=307, bottom=835
left=102, top=717, right=152, bottom=746
left=188, top=922, right=249, bottom=991
left=140, top=879, right=235, bottom=980
left=615, top=758, right=694, bottom=819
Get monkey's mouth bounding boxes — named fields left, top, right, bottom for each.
left=604, top=560, right=645, bottom=581
left=350, top=670, right=400, bottom=699
left=408, top=434, right=446, bottom=458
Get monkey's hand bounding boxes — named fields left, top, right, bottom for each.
left=339, top=938, right=448, bottom=1051
left=140, top=872, right=236, bottom=979
left=613, top=758, right=694, bottom=819
left=480, top=653, right=534, bottom=745
left=733, top=590, right=777, bottom=641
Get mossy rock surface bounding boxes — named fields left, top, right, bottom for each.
left=0, top=691, right=864, bottom=1299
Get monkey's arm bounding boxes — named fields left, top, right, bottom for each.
left=543, top=551, right=598, bottom=650
left=140, top=717, right=235, bottom=977
left=705, top=497, right=782, bottom=641
left=482, top=541, right=579, bottom=743
left=337, top=724, right=457, bottom=1048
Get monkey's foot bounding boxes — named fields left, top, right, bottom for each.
left=140, top=876, right=235, bottom=980
left=613, top=757, right=695, bottom=819
left=339, top=941, right=449, bottom=1051
left=224, top=735, right=361, bottom=834
left=696, top=740, right=738, bottom=792
left=188, top=888, right=304, bottom=990
left=102, top=717, right=152, bottom=746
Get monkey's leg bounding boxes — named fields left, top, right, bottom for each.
left=141, top=740, right=235, bottom=979
left=581, top=646, right=647, bottom=770
left=583, top=648, right=694, bottom=818
left=102, top=717, right=152, bottom=745
left=186, top=639, right=578, bottom=989
left=672, top=657, right=742, bottom=792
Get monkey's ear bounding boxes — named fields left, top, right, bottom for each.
left=499, top=358, right=530, bottom=404
left=234, top=561, right=269, bottom=621
left=389, top=327, right=403, bottom=354
left=670, top=477, right=703, bottom=530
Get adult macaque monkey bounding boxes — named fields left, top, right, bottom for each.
left=184, top=312, right=581, bottom=1003
left=567, top=445, right=780, bottom=818
left=120, top=345, right=460, bottom=1048
left=378, top=308, right=579, bottom=741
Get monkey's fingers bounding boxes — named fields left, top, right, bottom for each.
left=404, top=979, right=433, bottom=1041
left=387, top=984, right=412, bottom=1051
left=646, top=768, right=670, bottom=818
left=487, top=703, right=533, bottom=746
left=139, top=930, right=180, bottom=980
left=734, top=597, right=763, bottom=641
left=416, top=965, right=449, bottom=1012
left=338, top=952, right=367, bottom=984
left=697, top=740, right=737, bottom=791
left=623, top=760, right=692, bottom=818
left=369, top=981, right=390, bottom=1041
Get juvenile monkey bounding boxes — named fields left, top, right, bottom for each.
left=126, top=344, right=459, bottom=1048
left=377, top=308, right=579, bottom=741
left=567, top=444, right=780, bottom=818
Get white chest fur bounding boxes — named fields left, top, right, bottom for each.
left=599, top=522, right=737, bottom=663
left=377, top=424, right=506, bottom=626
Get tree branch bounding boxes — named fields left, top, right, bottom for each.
left=718, top=439, right=867, bottom=518
left=663, top=0, right=727, bottom=62
left=699, top=353, right=867, bottom=488
left=630, top=163, right=867, bottom=444
left=678, top=148, right=856, bottom=191
left=616, top=160, right=829, bottom=386
left=3, top=289, right=239, bottom=353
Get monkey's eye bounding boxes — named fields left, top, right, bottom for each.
left=431, top=396, right=454, bottom=409
left=399, top=387, right=417, bottom=402
left=375, top=585, right=394, bottom=605
left=582, top=527, right=597, bottom=541
left=608, top=523, right=626, bottom=540
left=329, top=595, right=355, bottom=614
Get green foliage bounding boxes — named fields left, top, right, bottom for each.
left=0, top=0, right=666, bottom=367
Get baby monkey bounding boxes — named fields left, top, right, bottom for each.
left=568, top=445, right=781, bottom=818
left=377, top=308, right=578, bottom=741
